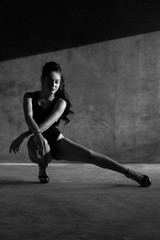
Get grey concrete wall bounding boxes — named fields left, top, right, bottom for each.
left=1, top=31, right=160, bottom=163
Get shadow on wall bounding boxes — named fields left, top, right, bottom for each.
left=1, top=0, right=160, bottom=61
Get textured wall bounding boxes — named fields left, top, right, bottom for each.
left=1, top=31, right=160, bottom=163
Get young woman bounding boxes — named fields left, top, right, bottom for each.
left=9, top=61, right=151, bottom=186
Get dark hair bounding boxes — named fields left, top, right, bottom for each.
left=41, top=61, right=74, bottom=125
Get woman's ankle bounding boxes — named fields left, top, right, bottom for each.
left=38, top=164, right=47, bottom=176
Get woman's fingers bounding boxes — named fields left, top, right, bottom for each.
left=36, top=139, right=42, bottom=150
left=36, top=137, right=44, bottom=151
left=13, top=144, right=17, bottom=154
left=9, top=144, right=12, bottom=153
left=10, top=143, right=15, bottom=153
left=10, top=140, right=20, bottom=154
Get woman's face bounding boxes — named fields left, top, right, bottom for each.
left=43, top=71, right=61, bottom=95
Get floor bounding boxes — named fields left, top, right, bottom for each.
left=0, top=163, right=159, bottom=240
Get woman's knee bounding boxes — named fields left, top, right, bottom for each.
left=28, top=152, right=38, bottom=164
left=27, top=135, right=52, bottom=164
left=27, top=136, right=36, bottom=151
left=27, top=136, right=38, bottom=163
left=27, top=136, right=50, bottom=152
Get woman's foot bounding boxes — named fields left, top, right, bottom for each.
left=38, top=175, right=50, bottom=183
left=125, top=169, right=151, bottom=187
left=38, top=164, right=49, bottom=184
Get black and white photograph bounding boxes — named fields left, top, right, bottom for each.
left=0, top=0, right=159, bottom=239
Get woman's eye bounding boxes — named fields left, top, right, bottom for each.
left=48, top=79, right=53, bottom=83
left=48, top=79, right=59, bottom=84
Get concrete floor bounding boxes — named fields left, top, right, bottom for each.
left=0, top=163, right=159, bottom=240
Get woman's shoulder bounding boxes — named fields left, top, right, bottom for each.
left=55, top=97, right=67, bottom=107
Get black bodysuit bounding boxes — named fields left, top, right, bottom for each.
left=32, top=91, right=61, bottom=158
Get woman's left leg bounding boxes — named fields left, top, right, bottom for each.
left=55, top=138, right=127, bottom=174
left=55, top=138, right=151, bottom=187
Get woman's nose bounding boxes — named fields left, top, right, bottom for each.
left=50, top=81, right=55, bottom=87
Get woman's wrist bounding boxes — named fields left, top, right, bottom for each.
left=34, top=131, right=41, bottom=135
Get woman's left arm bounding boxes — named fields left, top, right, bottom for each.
left=38, top=98, right=67, bottom=132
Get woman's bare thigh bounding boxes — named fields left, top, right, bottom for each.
left=55, top=138, right=92, bottom=163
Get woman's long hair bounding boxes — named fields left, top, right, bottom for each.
left=41, top=61, right=74, bottom=125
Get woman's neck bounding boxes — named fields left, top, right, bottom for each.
left=40, top=91, right=55, bottom=102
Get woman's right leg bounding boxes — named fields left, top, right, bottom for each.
left=27, top=136, right=52, bottom=183
left=55, top=138, right=151, bottom=187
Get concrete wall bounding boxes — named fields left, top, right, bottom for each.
left=1, top=31, right=160, bottom=163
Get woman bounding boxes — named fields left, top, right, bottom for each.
left=9, top=61, right=151, bottom=186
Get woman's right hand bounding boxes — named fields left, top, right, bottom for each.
left=34, top=133, right=49, bottom=158
left=34, top=133, right=46, bottom=153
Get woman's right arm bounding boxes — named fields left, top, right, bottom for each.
left=23, top=92, right=46, bottom=151
left=10, top=92, right=44, bottom=154
left=23, top=92, right=41, bottom=134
